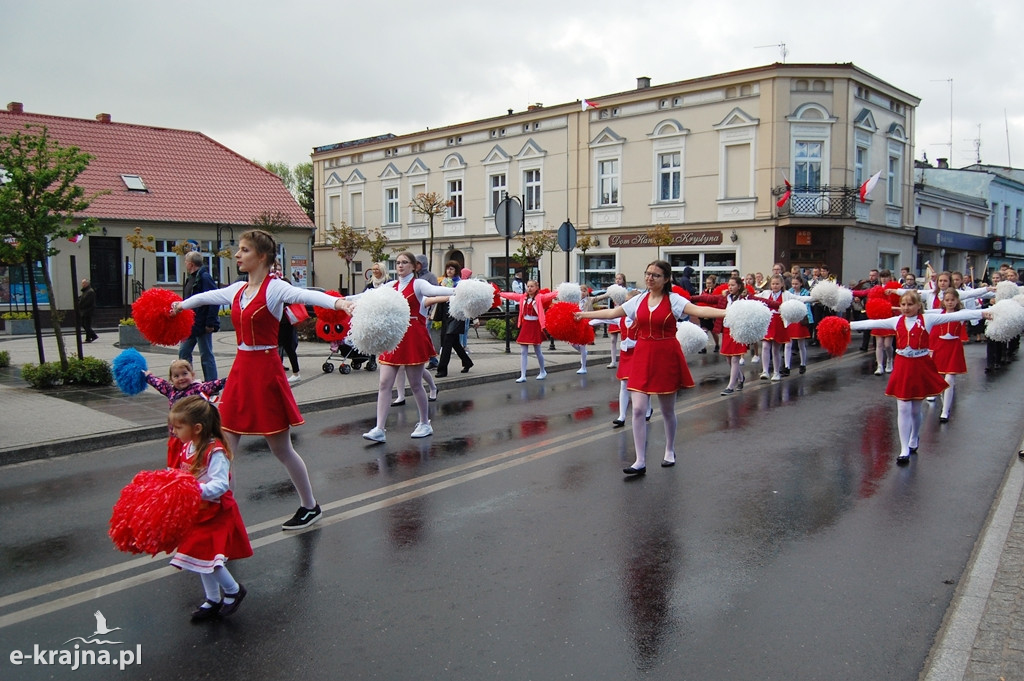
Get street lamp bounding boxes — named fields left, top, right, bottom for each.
left=215, top=225, right=235, bottom=286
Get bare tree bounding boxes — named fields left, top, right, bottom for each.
left=409, top=191, right=452, bottom=272
left=324, top=221, right=367, bottom=294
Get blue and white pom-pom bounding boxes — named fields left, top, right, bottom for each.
left=779, top=299, right=808, bottom=326
left=605, top=284, right=627, bottom=306
left=448, top=278, right=495, bottom=320
left=347, top=285, right=411, bottom=356
left=985, top=299, right=1024, bottom=342
left=556, top=282, right=582, bottom=303
left=724, top=299, right=771, bottom=346
left=995, top=281, right=1020, bottom=301
left=810, top=280, right=852, bottom=313
left=676, top=320, right=709, bottom=358
left=112, top=348, right=148, bottom=395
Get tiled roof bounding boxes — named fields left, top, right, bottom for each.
left=0, top=104, right=313, bottom=228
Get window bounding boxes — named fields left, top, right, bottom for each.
left=598, top=159, right=619, bottom=206
left=794, top=141, right=822, bottom=187
left=120, top=174, right=147, bottom=191
left=992, top=203, right=1001, bottom=235
left=385, top=187, right=399, bottom=225
left=724, top=144, right=750, bottom=199
left=658, top=152, right=681, bottom=201
left=879, top=252, right=898, bottom=272
left=489, top=173, right=507, bottom=215
left=855, top=146, right=868, bottom=187
left=1005, top=205, right=1012, bottom=237
left=447, top=179, right=463, bottom=219
left=523, top=169, right=541, bottom=211
left=1016, top=208, right=1022, bottom=239
left=579, top=253, right=617, bottom=290
left=887, top=154, right=900, bottom=204
left=155, top=239, right=178, bottom=284
left=667, top=251, right=737, bottom=286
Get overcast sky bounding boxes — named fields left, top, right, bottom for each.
left=3, top=0, right=1021, bottom=173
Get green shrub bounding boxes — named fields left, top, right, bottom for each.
left=485, top=318, right=519, bottom=341
left=0, top=350, right=10, bottom=368
left=218, top=308, right=231, bottom=317
left=119, top=317, right=136, bottom=326
left=2, top=312, right=32, bottom=320
left=21, top=357, right=113, bottom=389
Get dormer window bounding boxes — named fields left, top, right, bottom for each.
left=121, top=174, right=147, bottom=191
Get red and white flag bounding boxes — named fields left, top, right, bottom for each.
left=581, top=98, right=599, bottom=111
left=68, top=234, right=84, bottom=243
left=859, top=170, right=882, bottom=203
left=776, top=178, right=792, bottom=208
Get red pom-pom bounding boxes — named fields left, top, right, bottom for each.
left=109, top=469, right=201, bottom=555
left=544, top=302, right=596, bottom=345
left=491, top=283, right=501, bottom=309
left=816, top=316, right=852, bottom=357
left=313, top=291, right=349, bottom=342
left=132, top=289, right=195, bottom=346
left=866, top=297, right=894, bottom=320
left=671, top=285, right=692, bottom=299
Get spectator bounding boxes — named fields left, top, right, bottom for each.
left=78, top=279, right=98, bottom=343
left=178, top=252, right=219, bottom=380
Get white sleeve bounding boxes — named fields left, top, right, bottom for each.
left=180, top=282, right=243, bottom=309
left=620, top=292, right=645, bottom=321
left=199, top=450, right=231, bottom=501
left=923, top=309, right=983, bottom=330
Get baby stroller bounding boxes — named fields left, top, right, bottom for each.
left=314, top=292, right=377, bottom=375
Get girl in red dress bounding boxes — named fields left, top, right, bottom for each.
left=577, top=260, right=726, bottom=476
left=175, top=230, right=348, bottom=530
left=168, top=396, right=253, bottom=621
left=784, top=275, right=813, bottom=375
left=500, top=280, right=559, bottom=382
left=850, top=290, right=987, bottom=465
left=927, top=289, right=970, bottom=423
left=691, top=276, right=749, bottom=395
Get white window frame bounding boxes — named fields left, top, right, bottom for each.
left=598, top=158, right=620, bottom=207
left=523, top=168, right=542, bottom=212
left=657, top=152, right=682, bottom=202
left=384, top=186, right=400, bottom=225
left=489, top=173, right=507, bottom=216
left=155, top=239, right=178, bottom=285
left=447, top=178, right=463, bottom=219
left=885, top=126, right=906, bottom=207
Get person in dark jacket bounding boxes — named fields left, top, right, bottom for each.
left=178, top=251, right=219, bottom=380
left=79, top=279, right=98, bottom=342
left=679, top=266, right=697, bottom=296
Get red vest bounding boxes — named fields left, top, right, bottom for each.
left=232, top=277, right=279, bottom=346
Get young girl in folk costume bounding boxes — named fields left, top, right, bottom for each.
left=755, top=274, right=814, bottom=380
left=145, top=359, right=227, bottom=466
left=926, top=288, right=971, bottom=422
left=347, top=251, right=456, bottom=443
left=697, top=274, right=720, bottom=353
left=851, top=268, right=901, bottom=375
left=605, top=273, right=628, bottom=367
left=850, top=290, right=988, bottom=464
left=691, top=276, right=751, bottom=395
left=914, top=266, right=990, bottom=311
left=570, top=285, right=592, bottom=375
left=500, top=280, right=559, bottom=382
left=167, top=396, right=253, bottom=621
left=174, top=229, right=349, bottom=530
left=784, top=275, right=813, bottom=374
left=577, top=260, right=727, bottom=475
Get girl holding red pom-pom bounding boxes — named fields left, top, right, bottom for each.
left=850, top=290, right=989, bottom=465
left=173, top=229, right=348, bottom=531
left=851, top=270, right=901, bottom=375
left=576, top=260, right=726, bottom=476
left=167, top=396, right=253, bottom=621
left=500, top=280, right=559, bottom=382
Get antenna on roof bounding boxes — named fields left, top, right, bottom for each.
left=1006, top=109, right=1013, bottom=167
left=755, top=43, right=788, bottom=63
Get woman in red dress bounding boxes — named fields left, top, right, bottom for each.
left=577, top=260, right=726, bottom=476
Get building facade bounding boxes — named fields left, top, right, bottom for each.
left=311, top=63, right=920, bottom=292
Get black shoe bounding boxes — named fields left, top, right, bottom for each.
left=461, top=362, right=473, bottom=373
left=645, top=411, right=652, bottom=422
left=612, top=419, right=625, bottom=428
left=698, top=348, right=707, bottom=354
left=623, top=466, right=646, bottom=476
left=780, top=367, right=790, bottom=376
left=190, top=599, right=222, bottom=622
left=661, top=459, right=676, bottom=468
left=391, top=399, right=406, bottom=406
left=909, top=446, right=918, bottom=455
left=219, top=584, right=247, bottom=617
left=435, top=371, right=448, bottom=378
left=282, top=504, right=321, bottom=530
left=896, top=455, right=910, bottom=466
left=428, top=389, right=438, bottom=402
left=939, top=416, right=949, bottom=423
left=798, top=364, right=806, bottom=374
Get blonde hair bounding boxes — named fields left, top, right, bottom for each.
left=169, top=396, right=233, bottom=475
left=169, top=359, right=193, bottom=378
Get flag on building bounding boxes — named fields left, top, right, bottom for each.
left=68, top=233, right=84, bottom=243
left=776, top=179, right=792, bottom=208
left=859, top=170, right=882, bottom=203
left=581, top=99, right=599, bottom=111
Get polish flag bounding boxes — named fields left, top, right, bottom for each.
left=776, top=178, right=792, bottom=208
left=581, top=98, right=599, bottom=111
left=68, top=234, right=84, bottom=243
left=859, top=170, right=882, bottom=203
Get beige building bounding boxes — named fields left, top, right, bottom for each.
left=310, top=62, right=919, bottom=292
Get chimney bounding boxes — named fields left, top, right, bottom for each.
left=508, top=109, right=514, bottom=116
left=937, top=158, right=949, bottom=169
left=96, top=113, right=111, bottom=123
left=527, top=103, right=543, bottom=111
left=7, top=102, right=24, bottom=114
left=637, top=76, right=651, bottom=90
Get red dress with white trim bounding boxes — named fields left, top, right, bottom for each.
left=378, top=279, right=437, bottom=366
left=929, top=315, right=968, bottom=375
left=885, top=316, right=950, bottom=399
left=616, top=318, right=638, bottom=381
left=627, top=293, right=694, bottom=394
left=759, top=291, right=790, bottom=343
left=514, top=298, right=545, bottom=346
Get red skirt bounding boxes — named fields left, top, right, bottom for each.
left=871, top=328, right=896, bottom=338
left=885, top=354, right=950, bottom=400
left=719, top=327, right=747, bottom=357
left=787, top=321, right=810, bottom=340
left=627, top=336, right=694, bottom=394
left=931, top=338, right=968, bottom=375
left=616, top=347, right=633, bottom=381
left=379, top=318, right=436, bottom=366
left=764, top=314, right=789, bottom=343
left=220, top=349, right=303, bottom=435
left=516, top=318, right=545, bottom=346
left=608, top=321, right=621, bottom=335
left=170, top=492, right=253, bottom=573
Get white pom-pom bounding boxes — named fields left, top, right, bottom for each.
left=1014, top=293, right=1024, bottom=307
left=724, top=299, right=771, bottom=346
left=985, top=299, right=1024, bottom=342
left=995, top=281, right=1020, bottom=301
left=676, top=321, right=709, bottom=358
left=605, top=284, right=627, bottom=306
left=448, top=279, right=494, bottom=320
left=810, top=280, right=840, bottom=310
left=779, top=299, right=808, bottom=325
left=556, top=282, right=582, bottom=303
left=834, top=286, right=853, bottom=313
left=347, top=286, right=410, bottom=356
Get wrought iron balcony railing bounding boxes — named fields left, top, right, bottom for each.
left=773, top=185, right=858, bottom=219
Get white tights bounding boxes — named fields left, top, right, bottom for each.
left=728, top=356, right=743, bottom=389
left=200, top=565, right=239, bottom=602
left=896, top=399, right=924, bottom=457
left=519, top=345, right=546, bottom=378
left=629, top=392, right=676, bottom=468
left=875, top=337, right=894, bottom=370
left=941, top=374, right=956, bottom=418
left=378, top=363, right=429, bottom=428
left=224, top=430, right=316, bottom=509
left=784, top=339, right=807, bottom=368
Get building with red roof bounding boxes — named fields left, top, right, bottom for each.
left=0, top=101, right=313, bottom=321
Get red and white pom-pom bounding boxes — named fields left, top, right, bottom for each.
left=866, top=297, right=894, bottom=320
left=779, top=299, right=808, bottom=326
left=491, top=283, right=502, bottom=309
left=723, top=299, right=771, bottom=346
left=449, top=278, right=496, bottom=320
left=605, top=284, right=627, bottom=306
left=132, top=289, right=194, bottom=346
left=347, top=285, right=410, bottom=356
left=676, top=320, right=709, bottom=357
left=995, top=281, right=1020, bottom=301
left=556, top=282, right=582, bottom=304
left=545, top=301, right=595, bottom=345
left=313, top=291, right=349, bottom=343
left=816, top=316, right=852, bottom=357
left=985, top=299, right=1024, bottom=342
left=109, top=468, right=201, bottom=556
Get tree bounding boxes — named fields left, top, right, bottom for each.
left=646, top=223, right=674, bottom=247
left=576, top=230, right=598, bottom=287
left=261, top=161, right=296, bottom=194
left=251, top=210, right=293, bottom=233
left=295, top=162, right=314, bottom=222
left=513, top=228, right=555, bottom=285
left=124, top=226, right=156, bottom=301
left=363, top=226, right=390, bottom=264
left=409, top=191, right=452, bottom=272
left=324, top=221, right=367, bottom=294
left=0, top=124, right=106, bottom=369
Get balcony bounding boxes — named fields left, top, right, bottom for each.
left=773, top=185, right=858, bottom=219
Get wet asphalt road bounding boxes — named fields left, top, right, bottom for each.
left=1, top=345, right=1022, bottom=681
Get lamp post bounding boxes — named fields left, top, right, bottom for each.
left=215, top=225, right=235, bottom=286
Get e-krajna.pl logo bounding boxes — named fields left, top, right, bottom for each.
left=8, top=610, right=141, bottom=671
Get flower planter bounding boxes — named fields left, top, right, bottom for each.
left=118, top=324, right=151, bottom=348
left=218, top=316, right=233, bottom=333
left=4, top=319, right=36, bottom=335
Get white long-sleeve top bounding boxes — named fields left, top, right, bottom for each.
left=344, top=273, right=454, bottom=318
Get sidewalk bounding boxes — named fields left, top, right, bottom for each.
left=0, top=326, right=1022, bottom=680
